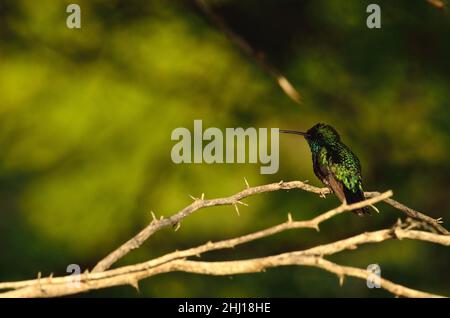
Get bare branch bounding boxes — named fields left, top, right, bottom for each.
left=194, top=0, right=302, bottom=104
left=365, top=192, right=449, bottom=235
left=1, top=178, right=448, bottom=297
left=0, top=191, right=391, bottom=292
left=92, top=180, right=447, bottom=273
left=427, top=0, right=447, bottom=10
left=93, top=184, right=446, bottom=273
left=1, top=191, right=448, bottom=298
left=91, top=180, right=327, bottom=272
left=1, top=243, right=446, bottom=298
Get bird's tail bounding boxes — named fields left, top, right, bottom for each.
left=343, top=187, right=371, bottom=216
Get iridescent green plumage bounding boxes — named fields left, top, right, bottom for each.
left=281, top=123, right=369, bottom=215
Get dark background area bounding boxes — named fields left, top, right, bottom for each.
left=0, top=0, right=449, bottom=297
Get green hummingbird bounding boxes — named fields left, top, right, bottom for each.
left=281, top=123, right=370, bottom=215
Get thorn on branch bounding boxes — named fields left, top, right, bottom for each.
left=339, top=274, right=345, bottom=286
left=129, top=278, right=140, bottom=293
left=173, top=222, right=181, bottom=232
left=48, top=273, right=54, bottom=283
left=287, top=213, right=293, bottom=223
left=233, top=203, right=240, bottom=216
left=236, top=200, right=248, bottom=207
left=190, top=194, right=205, bottom=203
left=37, top=272, right=44, bottom=292
left=244, top=177, right=250, bottom=189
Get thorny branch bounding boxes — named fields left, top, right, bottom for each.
left=91, top=180, right=327, bottom=272
left=0, top=180, right=448, bottom=298
left=92, top=181, right=448, bottom=273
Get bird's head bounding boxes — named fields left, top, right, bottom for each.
left=280, top=123, right=341, bottom=146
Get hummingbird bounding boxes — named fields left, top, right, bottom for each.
left=280, top=123, right=370, bottom=215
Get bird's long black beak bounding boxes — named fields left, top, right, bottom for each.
left=279, top=129, right=310, bottom=137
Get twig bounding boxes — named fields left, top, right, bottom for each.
left=365, top=192, right=449, bottom=235
left=194, top=0, right=302, bottom=104
left=427, top=0, right=447, bottom=10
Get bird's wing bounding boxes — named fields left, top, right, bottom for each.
left=326, top=145, right=363, bottom=194
left=316, top=147, right=345, bottom=201
left=320, top=145, right=369, bottom=215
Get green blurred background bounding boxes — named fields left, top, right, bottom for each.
left=0, top=0, right=449, bottom=297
